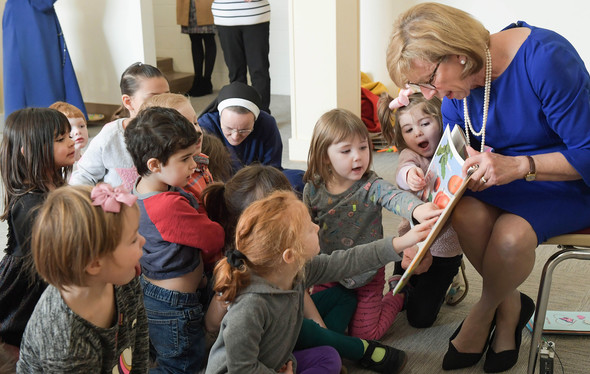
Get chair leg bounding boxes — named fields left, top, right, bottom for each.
left=527, top=246, right=590, bottom=374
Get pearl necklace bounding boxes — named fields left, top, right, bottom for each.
left=464, top=48, right=492, bottom=153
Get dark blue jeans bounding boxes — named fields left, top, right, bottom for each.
left=140, top=276, right=205, bottom=373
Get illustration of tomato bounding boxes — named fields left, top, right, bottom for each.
left=433, top=176, right=441, bottom=192
left=447, top=175, right=463, bottom=195
left=433, top=191, right=450, bottom=209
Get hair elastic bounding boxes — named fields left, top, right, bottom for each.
left=226, top=249, right=248, bottom=269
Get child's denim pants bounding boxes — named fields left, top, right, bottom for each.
left=140, top=275, right=206, bottom=373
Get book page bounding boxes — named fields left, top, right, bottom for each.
left=392, top=125, right=472, bottom=295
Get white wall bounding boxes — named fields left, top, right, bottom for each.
left=360, top=0, right=590, bottom=93
left=55, top=0, right=156, bottom=105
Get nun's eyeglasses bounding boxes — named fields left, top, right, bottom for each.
left=221, top=126, right=253, bottom=136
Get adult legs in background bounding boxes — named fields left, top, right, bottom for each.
left=217, top=25, right=248, bottom=86
left=188, top=33, right=217, bottom=96
left=405, top=255, right=462, bottom=328
left=450, top=197, right=536, bottom=357
left=242, top=22, right=271, bottom=114
left=216, top=23, right=271, bottom=113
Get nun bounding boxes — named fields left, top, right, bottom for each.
left=198, top=81, right=304, bottom=193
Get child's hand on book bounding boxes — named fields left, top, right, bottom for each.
left=412, top=202, right=442, bottom=223
left=407, top=167, right=427, bottom=191
left=393, top=217, right=436, bottom=253
left=401, top=246, right=433, bottom=274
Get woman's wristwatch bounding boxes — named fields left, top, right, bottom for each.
left=524, top=155, right=536, bottom=181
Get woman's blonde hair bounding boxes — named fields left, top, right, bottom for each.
left=304, top=108, right=373, bottom=187
left=378, top=92, right=442, bottom=149
left=213, top=190, right=310, bottom=302
left=386, top=2, right=490, bottom=87
left=32, top=184, right=139, bottom=289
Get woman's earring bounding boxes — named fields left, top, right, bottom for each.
left=460, top=59, right=466, bottom=65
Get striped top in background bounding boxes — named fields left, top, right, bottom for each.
left=211, top=0, right=270, bottom=26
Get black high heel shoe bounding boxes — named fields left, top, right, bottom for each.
left=442, top=315, right=497, bottom=370
left=483, top=292, right=535, bottom=373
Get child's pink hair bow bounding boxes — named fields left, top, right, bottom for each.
left=388, top=86, right=419, bottom=110
left=91, top=183, right=138, bottom=213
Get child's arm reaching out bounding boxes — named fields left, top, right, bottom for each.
left=305, top=218, right=436, bottom=287
left=404, top=166, right=427, bottom=192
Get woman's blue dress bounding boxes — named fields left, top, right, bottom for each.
left=442, top=21, right=590, bottom=244
left=2, top=0, right=86, bottom=118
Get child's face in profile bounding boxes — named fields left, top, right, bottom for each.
left=300, top=212, right=320, bottom=260
left=157, top=144, right=199, bottom=188
left=100, top=207, right=145, bottom=286
left=176, top=101, right=203, bottom=154
left=53, top=131, right=76, bottom=169
left=398, top=103, right=441, bottom=158
left=69, top=117, right=88, bottom=151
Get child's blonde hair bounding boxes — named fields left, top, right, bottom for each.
left=304, top=108, right=373, bottom=187
left=378, top=93, right=442, bottom=150
left=213, top=190, right=310, bottom=302
left=49, top=101, right=86, bottom=121
left=31, top=184, right=139, bottom=289
left=140, top=92, right=190, bottom=112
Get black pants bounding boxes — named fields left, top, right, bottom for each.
left=189, top=33, right=217, bottom=83
left=395, top=254, right=463, bottom=328
left=217, top=22, right=271, bottom=113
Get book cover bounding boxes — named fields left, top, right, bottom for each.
left=526, top=311, right=590, bottom=335
left=392, top=125, right=474, bottom=295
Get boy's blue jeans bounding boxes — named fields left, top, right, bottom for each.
left=140, top=275, right=206, bottom=373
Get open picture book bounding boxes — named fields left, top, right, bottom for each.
left=392, top=125, right=475, bottom=295
left=526, top=311, right=590, bottom=335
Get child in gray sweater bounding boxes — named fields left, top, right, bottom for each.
left=17, top=184, right=149, bottom=373
left=205, top=190, right=434, bottom=374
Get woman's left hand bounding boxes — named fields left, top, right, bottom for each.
left=463, top=146, right=526, bottom=191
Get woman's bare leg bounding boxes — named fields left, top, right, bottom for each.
left=451, top=197, right=537, bottom=354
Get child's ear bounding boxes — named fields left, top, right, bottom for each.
left=282, top=248, right=296, bottom=264
left=122, top=94, right=133, bottom=112
left=85, top=258, right=102, bottom=276
left=147, top=158, right=161, bottom=173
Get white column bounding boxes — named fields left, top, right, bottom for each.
left=288, top=0, right=360, bottom=161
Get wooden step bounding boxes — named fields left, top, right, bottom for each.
left=156, top=57, right=173, bottom=73
left=156, top=57, right=194, bottom=94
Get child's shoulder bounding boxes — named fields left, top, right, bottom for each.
left=95, top=119, right=125, bottom=138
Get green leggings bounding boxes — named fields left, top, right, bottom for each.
left=295, top=285, right=364, bottom=360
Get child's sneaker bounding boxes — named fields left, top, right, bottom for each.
left=445, top=260, right=469, bottom=306
left=359, top=340, right=407, bottom=374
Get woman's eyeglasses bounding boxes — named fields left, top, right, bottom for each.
left=407, top=58, right=443, bottom=90
left=221, top=126, right=253, bottom=136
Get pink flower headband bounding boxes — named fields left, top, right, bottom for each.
left=388, top=86, right=421, bottom=110
left=91, top=184, right=137, bottom=213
